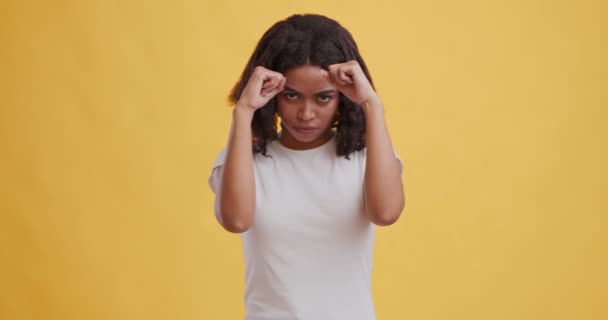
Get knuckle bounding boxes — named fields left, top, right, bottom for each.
left=253, top=66, right=266, bottom=77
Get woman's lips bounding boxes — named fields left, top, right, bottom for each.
left=294, top=126, right=318, bottom=135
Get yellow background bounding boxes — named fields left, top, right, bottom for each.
left=1, top=0, right=606, bottom=319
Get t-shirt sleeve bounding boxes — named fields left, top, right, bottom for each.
left=358, top=147, right=404, bottom=175
left=208, top=148, right=228, bottom=194
left=394, top=149, right=404, bottom=175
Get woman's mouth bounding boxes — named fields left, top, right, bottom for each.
left=294, top=126, right=318, bottom=135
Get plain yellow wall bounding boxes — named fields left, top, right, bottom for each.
left=1, top=0, right=606, bottom=319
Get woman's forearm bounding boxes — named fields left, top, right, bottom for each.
left=218, top=105, right=257, bottom=233
left=362, top=97, right=405, bottom=226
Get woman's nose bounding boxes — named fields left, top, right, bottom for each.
left=297, top=102, right=315, bottom=121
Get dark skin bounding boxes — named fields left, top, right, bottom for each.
left=276, top=65, right=340, bottom=150
left=214, top=62, right=404, bottom=233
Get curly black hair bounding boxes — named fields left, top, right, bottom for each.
left=228, top=14, right=374, bottom=159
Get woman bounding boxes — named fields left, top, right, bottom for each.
left=209, top=13, right=405, bottom=320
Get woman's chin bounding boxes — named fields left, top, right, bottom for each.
left=280, top=128, right=327, bottom=149
left=292, top=134, right=320, bottom=143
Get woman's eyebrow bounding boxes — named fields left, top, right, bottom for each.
left=283, top=85, right=336, bottom=95
left=283, top=85, right=300, bottom=93
left=315, top=89, right=337, bottom=95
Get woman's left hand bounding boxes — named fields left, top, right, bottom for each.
left=321, top=60, right=379, bottom=107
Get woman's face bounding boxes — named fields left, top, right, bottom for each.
left=276, top=64, right=340, bottom=150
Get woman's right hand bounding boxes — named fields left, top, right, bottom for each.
left=236, top=66, right=286, bottom=111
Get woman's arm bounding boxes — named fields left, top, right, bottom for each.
left=361, top=97, right=405, bottom=226
left=323, top=61, right=405, bottom=226
left=216, top=106, right=257, bottom=233
left=214, top=66, right=286, bottom=233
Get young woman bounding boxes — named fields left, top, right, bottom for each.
left=209, top=13, right=405, bottom=320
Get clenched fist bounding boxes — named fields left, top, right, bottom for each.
left=236, top=66, right=286, bottom=111
left=321, top=60, right=379, bottom=108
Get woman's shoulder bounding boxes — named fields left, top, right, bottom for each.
left=211, top=147, right=228, bottom=170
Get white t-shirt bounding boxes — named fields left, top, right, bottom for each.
left=208, top=135, right=402, bottom=320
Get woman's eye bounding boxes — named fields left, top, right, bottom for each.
left=318, top=95, right=332, bottom=103
left=285, top=92, right=299, bottom=100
